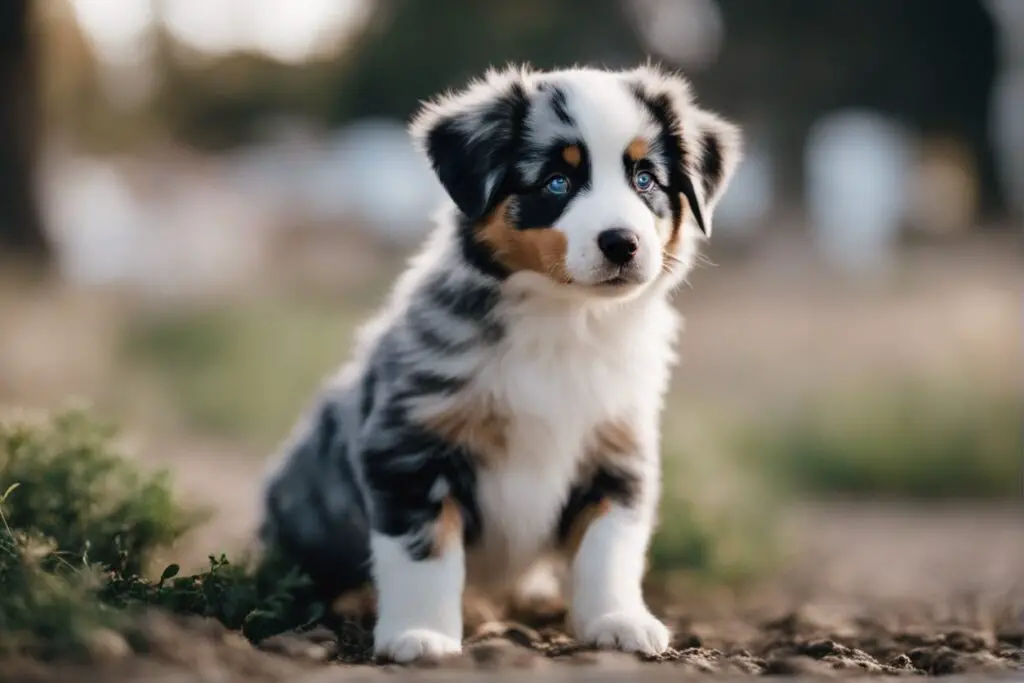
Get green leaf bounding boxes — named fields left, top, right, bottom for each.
left=0, top=482, right=19, bottom=503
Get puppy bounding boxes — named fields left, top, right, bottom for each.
left=259, top=62, right=742, bottom=663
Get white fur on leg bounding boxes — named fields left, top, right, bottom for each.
left=569, top=505, right=670, bottom=655
left=370, top=532, right=464, bottom=663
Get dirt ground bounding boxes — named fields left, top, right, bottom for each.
left=4, top=502, right=1022, bottom=682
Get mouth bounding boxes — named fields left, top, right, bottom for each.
left=602, top=276, right=631, bottom=286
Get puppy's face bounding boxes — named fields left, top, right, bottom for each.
left=410, top=65, right=742, bottom=298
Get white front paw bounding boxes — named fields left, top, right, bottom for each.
left=374, top=628, right=462, bottom=664
left=578, top=610, right=671, bottom=655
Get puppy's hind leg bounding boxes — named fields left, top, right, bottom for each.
left=259, top=396, right=372, bottom=601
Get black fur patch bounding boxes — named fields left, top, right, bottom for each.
left=407, top=308, right=479, bottom=354
left=361, top=403, right=483, bottom=558
left=398, top=369, right=467, bottom=399
left=513, top=140, right=592, bottom=230
left=425, top=272, right=502, bottom=320
left=698, top=130, right=724, bottom=204
left=555, top=464, right=641, bottom=546
left=358, top=369, right=377, bottom=423
left=420, top=271, right=506, bottom=345
left=549, top=86, right=575, bottom=126
left=262, top=402, right=372, bottom=600
left=423, top=82, right=530, bottom=222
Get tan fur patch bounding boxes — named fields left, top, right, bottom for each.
left=661, top=200, right=688, bottom=273
left=331, top=583, right=377, bottom=618
left=477, top=199, right=571, bottom=282
left=564, top=498, right=612, bottom=558
left=432, top=496, right=463, bottom=557
left=626, top=137, right=649, bottom=162
left=562, top=144, right=582, bottom=167
left=417, top=397, right=508, bottom=466
left=589, top=418, right=640, bottom=459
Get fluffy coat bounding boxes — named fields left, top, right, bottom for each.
left=259, top=62, right=743, bottom=663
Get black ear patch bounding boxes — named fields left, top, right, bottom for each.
left=690, top=109, right=743, bottom=226
left=677, top=172, right=708, bottom=237
left=410, top=69, right=532, bottom=222
left=697, top=128, right=724, bottom=202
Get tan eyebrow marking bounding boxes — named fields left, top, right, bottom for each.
left=626, top=137, right=649, bottom=162
left=562, top=144, right=582, bottom=167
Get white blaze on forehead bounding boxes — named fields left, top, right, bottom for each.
left=524, top=70, right=670, bottom=188
left=552, top=71, right=662, bottom=168
left=521, top=70, right=667, bottom=179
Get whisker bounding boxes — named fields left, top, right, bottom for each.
left=694, top=253, right=718, bottom=269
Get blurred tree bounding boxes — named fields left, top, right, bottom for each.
left=0, top=0, right=50, bottom=265
left=683, top=0, right=1002, bottom=219
left=138, top=0, right=647, bottom=150
left=327, top=0, right=648, bottom=122
left=37, top=0, right=109, bottom=146
left=151, top=48, right=342, bottom=150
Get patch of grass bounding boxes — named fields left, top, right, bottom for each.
left=0, top=408, right=201, bottom=575
left=100, top=550, right=325, bottom=643
left=740, top=383, right=1021, bottom=500
left=0, top=407, right=324, bottom=659
left=651, top=423, right=782, bottom=581
left=120, top=297, right=372, bottom=445
left=0, top=520, right=123, bottom=659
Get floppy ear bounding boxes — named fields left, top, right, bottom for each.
left=409, top=66, right=532, bottom=222
left=688, top=109, right=743, bottom=234
left=624, top=65, right=743, bottom=237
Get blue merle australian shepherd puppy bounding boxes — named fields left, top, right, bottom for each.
left=259, top=62, right=742, bottom=664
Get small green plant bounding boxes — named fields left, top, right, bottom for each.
left=100, top=551, right=325, bottom=643
left=0, top=466, right=123, bottom=658
left=0, top=407, right=326, bottom=659
left=0, top=407, right=202, bottom=575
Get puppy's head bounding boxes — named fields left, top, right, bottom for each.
left=410, top=64, right=742, bottom=297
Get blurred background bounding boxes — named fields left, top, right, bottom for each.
left=0, top=0, right=1020, bottom=597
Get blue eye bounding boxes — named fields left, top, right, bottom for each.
left=633, top=170, right=655, bottom=192
left=545, top=174, right=570, bottom=195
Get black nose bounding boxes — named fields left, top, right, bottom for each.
left=597, top=228, right=639, bottom=266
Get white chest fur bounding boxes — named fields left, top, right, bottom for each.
left=466, top=284, right=680, bottom=583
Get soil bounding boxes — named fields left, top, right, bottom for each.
left=3, top=503, right=1021, bottom=682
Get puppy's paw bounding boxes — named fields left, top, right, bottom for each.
left=374, top=628, right=463, bottom=664
left=578, top=610, right=671, bottom=655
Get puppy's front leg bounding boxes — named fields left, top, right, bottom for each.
left=570, top=502, right=669, bottom=655
left=363, top=422, right=471, bottom=664
left=563, top=421, right=669, bottom=655
left=370, top=496, right=465, bottom=663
